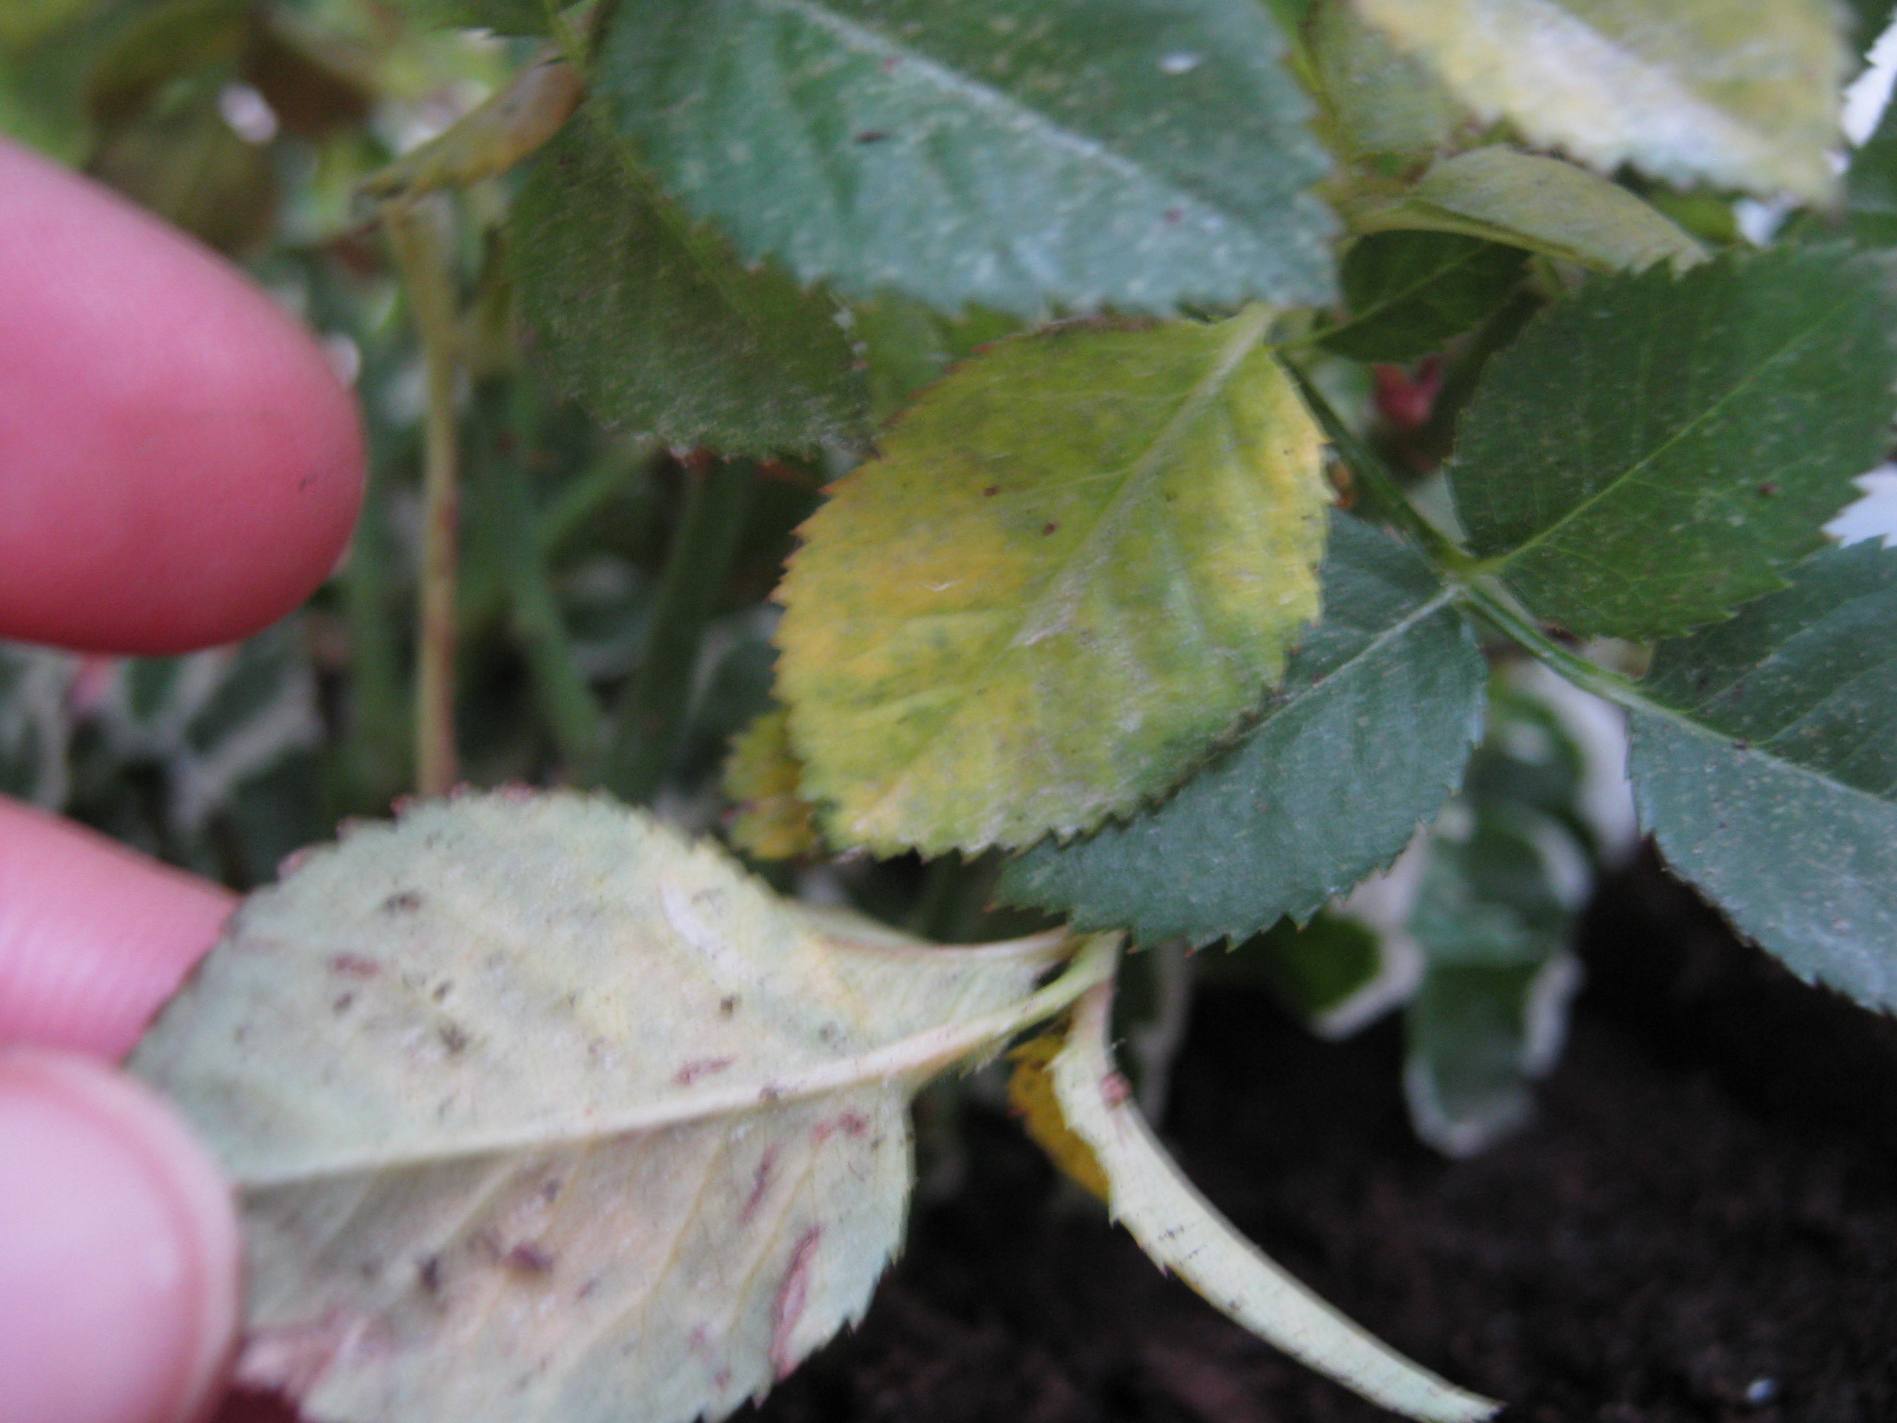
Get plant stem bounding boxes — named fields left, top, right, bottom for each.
left=603, top=458, right=755, bottom=801
left=1286, top=360, right=1475, bottom=574
left=385, top=199, right=462, bottom=797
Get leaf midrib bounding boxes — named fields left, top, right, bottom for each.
left=754, top=0, right=1302, bottom=229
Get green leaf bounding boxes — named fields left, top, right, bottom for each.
left=1403, top=814, right=1583, bottom=1157
left=131, top=792, right=1116, bottom=1423
left=511, top=115, right=868, bottom=455
left=401, top=0, right=551, bottom=34
left=1249, top=911, right=1418, bottom=1037
left=1320, top=232, right=1526, bottom=362
left=776, top=311, right=1329, bottom=856
left=594, top=0, right=1336, bottom=315
left=1303, top=0, right=1468, bottom=160
left=1356, top=0, right=1847, bottom=204
left=1452, top=247, right=1897, bottom=640
left=1030, top=984, right=1500, bottom=1422
left=1629, top=542, right=1897, bottom=1011
left=1849, top=99, right=1897, bottom=247
left=1350, top=148, right=1704, bottom=273
left=997, top=514, right=1484, bottom=945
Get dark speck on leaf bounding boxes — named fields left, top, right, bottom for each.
left=419, top=1256, right=443, bottom=1295
left=1757, top=482, right=1780, bottom=497
left=983, top=485, right=1000, bottom=497
left=1163, top=207, right=1184, bottom=224
left=438, top=1022, right=470, bottom=1054
left=853, top=129, right=889, bottom=143
left=719, top=995, right=740, bottom=1017
left=433, top=981, right=453, bottom=1003
left=381, top=890, right=423, bottom=914
left=330, top=954, right=380, bottom=979
left=503, top=1243, right=555, bottom=1275
left=1042, top=522, right=1059, bottom=536
left=332, top=992, right=355, bottom=1014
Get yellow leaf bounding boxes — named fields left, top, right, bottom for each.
left=776, top=311, right=1329, bottom=855
left=723, top=707, right=821, bottom=861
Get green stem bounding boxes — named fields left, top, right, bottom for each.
left=1453, top=578, right=1676, bottom=726
left=338, top=458, right=411, bottom=808
left=485, top=431, right=604, bottom=772
left=1286, top=360, right=1475, bottom=574
left=603, top=459, right=755, bottom=801
left=385, top=199, right=463, bottom=797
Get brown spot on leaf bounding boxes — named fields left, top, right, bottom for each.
left=983, top=485, right=1000, bottom=497
left=770, top=1227, right=823, bottom=1379
left=332, top=992, right=355, bottom=1014
left=437, top=1022, right=470, bottom=1055
left=380, top=890, right=422, bottom=914
left=418, top=1255, right=443, bottom=1296
left=330, top=954, right=380, bottom=979
left=1042, top=522, right=1059, bottom=536
left=718, top=995, right=741, bottom=1017
left=674, top=1056, right=737, bottom=1086
left=503, top=1243, right=555, bottom=1275
left=853, top=129, right=889, bottom=143
left=1757, top=482, right=1781, bottom=497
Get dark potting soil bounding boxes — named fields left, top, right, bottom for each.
left=756, top=851, right=1897, bottom=1423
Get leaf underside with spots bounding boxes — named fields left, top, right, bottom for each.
left=594, top=0, right=1336, bottom=315
left=1356, top=0, right=1846, bottom=203
left=1630, top=543, right=1897, bottom=1012
left=1450, top=247, right=1897, bottom=640
left=130, top=792, right=1113, bottom=1423
left=1029, top=985, right=1499, bottom=1422
left=998, top=515, right=1485, bottom=945
left=775, top=312, right=1330, bottom=856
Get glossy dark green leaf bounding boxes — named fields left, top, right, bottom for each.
left=1629, top=541, right=1897, bottom=1011
left=997, top=515, right=1485, bottom=946
left=511, top=116, right=868, bottom=455
left=1320, top=232, right=1524, bottom=363
left=594, top=0, right=1335, bottom=315
left=1452, top=248, right=1897, bottom=640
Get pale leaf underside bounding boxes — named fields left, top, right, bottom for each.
left=776, top=313, right=1330, bottom=855
left=1042, top=985, right=1500, bottom=1422
left=131, top=794, right=1114, bottom=1423
left=1358, top=0, right=1845, bottom=203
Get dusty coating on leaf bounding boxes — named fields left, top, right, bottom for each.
left=129, top=792, right=1112, bottom=1423
left=1037, top=984, right=1500, bottom=1423
left=1357, top=0, right=1845, bottom=203
left=776, top=314, right=1329, bottom=855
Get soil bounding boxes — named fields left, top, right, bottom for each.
left=757, top=851, right=1897, bottom=1423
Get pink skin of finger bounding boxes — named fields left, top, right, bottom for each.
left=0, top=139, right=370, bottom=1422
left=0, top=136, right=364, bottom=655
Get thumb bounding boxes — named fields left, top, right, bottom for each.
left=0, top=1049, right=239, bottom=1423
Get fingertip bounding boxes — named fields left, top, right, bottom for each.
left=0, top=1050, right=240, bottom=1423
left=0, top=798, right=234, bottom=1058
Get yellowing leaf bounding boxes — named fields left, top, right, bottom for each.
left=1006, top=1035, right=1110, bottom=1201
left=1038, top=984, right=1500, bottom=1423
left=130, top=793, right=1116, bottom=1423
left=362, top=53, right=582, bottom=202
left=1357, top=0, right=1846, bottom=204
left=776, top=312, right=1329, bottom=855
left=723, top=708, right=820, bottom=861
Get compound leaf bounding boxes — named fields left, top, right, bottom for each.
left=776, top=311, right=1329, bottom=855
left=998, top=515, right=1485, bottom=945
left=594, top=0, right=1336, bottom=315
left=1452, top=247, right=1897, bottom=640
left=1032, top=984, right=1499, bottom=1422
left=1356, top=0, right=1847, bottom=203
left=511, top=115, right=867, bottom=455
left=131, top=792, right=1114, bottom=1423
left=1629, top=542, right=1897, bottom=1011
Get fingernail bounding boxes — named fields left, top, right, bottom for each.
left=0, top=1049, right=240, bottom=1423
